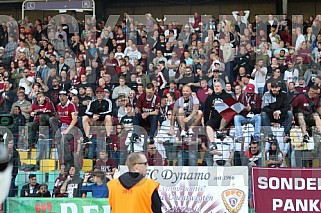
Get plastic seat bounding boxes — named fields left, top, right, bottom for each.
left=82, top=159, right=93, bottom=172
left=18, top=150, right=29, bottom=160
left=30, top=148, right=37, bottom=159
left=39, top=159, right=56, bottom=173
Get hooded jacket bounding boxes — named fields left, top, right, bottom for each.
left=107, top=172, right=162, bottom=213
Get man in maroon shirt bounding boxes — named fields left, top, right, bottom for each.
left=145, top=143, right=163, bottom=166
left=292, top=85, right=321, bottom=142
left=49, top=90, right=78, bottom=167
left=94, top=150, right=118, bottom=176
left=134, top=83, right=160, bottom=141
left=26, top=90, right=55, bottom=149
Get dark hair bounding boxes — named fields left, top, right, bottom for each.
left=29, top=174, right=36, bottom=179
left=146, top=83, right=154, bottom=90
left=93, top=170, right=105, bottom=180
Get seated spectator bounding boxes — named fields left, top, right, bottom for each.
left=95, top=150, right=118, bottom=176
left=37, top=183, right=51, bottom=197
left=265, top=140, right=283, bottom=167
left=112, top=76, right=131, bottom=100
left=60, top=165, right=83, bottom=198
left=204, top=82, right=232, bottom=143
left=49, top=90, right=78, bottom=167
left=261, top=82, right=293, bottom=142
left=163, top=80, right=180, bottom=100
left=292, top=85, right=321, bottom=142
left=11, top=91, right=32, bottom=121
left=295, top=77, right=309, bottom=93
left=82, top=170, right=109, bottom=198
left=20, top=174, right=40, bottom=197
left=52, top=164, right=68, bottom=197
left=134, top=83, right=160, bottom=141
left=145, top=143, right=163, bottom=166
left=82, top=87, right=113, bottom=145
left=242, top=141, right=263, bottom=167
left=304, top=63, right=321, bottom=87
left=172, top=85, right=202, bottom=137
left=27, top=90, right=55, bottom=149
left=234, top=84, right=262, bottom=143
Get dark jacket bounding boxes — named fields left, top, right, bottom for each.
left=85, top=99, right=113, bottom=121
left=9, top=147, right=20, bottom=179
left=261, top=90, right=290, bottom=115
left=20, top=183, right=40, bottom=197
left=204, top=90, right=233, bottom=124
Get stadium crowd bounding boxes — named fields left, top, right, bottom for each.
left=2, top=10, right=321, bottom=198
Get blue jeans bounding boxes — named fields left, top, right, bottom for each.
left=261, top=111, right=293, bottom=135
left=133, top=113, right=158, bottom=139
left=234, top=114, right=261, bottom=139
left=177, top=150, right=198, bottom=166
left=36, top=139, right=51, bottom=162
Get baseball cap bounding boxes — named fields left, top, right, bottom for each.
left=95, top=87, right=104, bottom=93
left=59, top=90, right=68, bottom=95
left=312, top=63, right=319, bottom=69
left=104, top=88, right=110, bottom=93
left=69, top=88, right=78, bottom=95
left=245, top=84, right=255, bottom=93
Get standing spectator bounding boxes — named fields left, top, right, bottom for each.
left=251, top=59, right=267, bottom=97
left=8, top=139, right=20, bottom=197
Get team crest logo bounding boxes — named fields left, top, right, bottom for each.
left=221, top=189, right=245, bottom=213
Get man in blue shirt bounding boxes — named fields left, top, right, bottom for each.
left=81, top=170, right=109, bottom=198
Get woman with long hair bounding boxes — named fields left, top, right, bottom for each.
left=265, top=141, right=283, bottom=167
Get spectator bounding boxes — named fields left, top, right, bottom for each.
left=8, top=139, right=20, bottom=197
left=82, top=170, right=109, bottom=198
left=112, top=76, right=131, bottom=100
left=37, top=184, right=51, bottom=197
left=95, top=150, right=118, bottom=176
left=60, top=165, right=83, bottom=198
left=20, top=174, right=40, bottom=197
left=82, top=87, right=113, bottom=146
left=145, top=142, right=163, bottom=166
left=261, top=82, right=293, bottom=142
left=172, top=85, right=202, bottom=137
left=234, top=84, right=262, bottom=143
left=265, top=140, right=283, bottom=167
left=52, top=164, right=68, bottom=197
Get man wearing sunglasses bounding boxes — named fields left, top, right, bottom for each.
left=108, top=152, right=162, bottom=213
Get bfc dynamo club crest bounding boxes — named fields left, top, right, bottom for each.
left=221, top=189, right=245, bottom=213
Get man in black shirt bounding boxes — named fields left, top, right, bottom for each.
left=82, top=87, right=113, bottom=146
left=204, top=82, right=233, bottom=143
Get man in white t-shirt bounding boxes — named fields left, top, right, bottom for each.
left=251, top=59, right=267, bottom=97
left=284, top=61, right=299, bottom=86
left=19, top=68, right=35, bottom=95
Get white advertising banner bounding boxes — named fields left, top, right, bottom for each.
left=119, top=166, right=249, bottom=213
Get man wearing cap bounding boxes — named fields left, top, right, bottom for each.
left=49, top=89, right=78, bottom=166
left=261, top=82, right=293, bottom=142
left=234, top=83, right=262, bottom=143
left=304, top=63, right=321, bottom=87
left=83, top=87, right=113, bottom=146
left=292, top=85, right=321, bottom=142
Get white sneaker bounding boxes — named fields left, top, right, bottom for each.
left=180, top=130, right=186, bottom=137
left=188, top=128, right=194, bottom=135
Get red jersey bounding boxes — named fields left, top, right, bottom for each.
left=136, top=93, right=161, bottom=113
left=292, top=93, right=320, bottom=114
left=56, top=100, right=77, bottom=125
left=94, top=159, right=118, bottom=173
left=31, top=97, right=55, bottom=122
